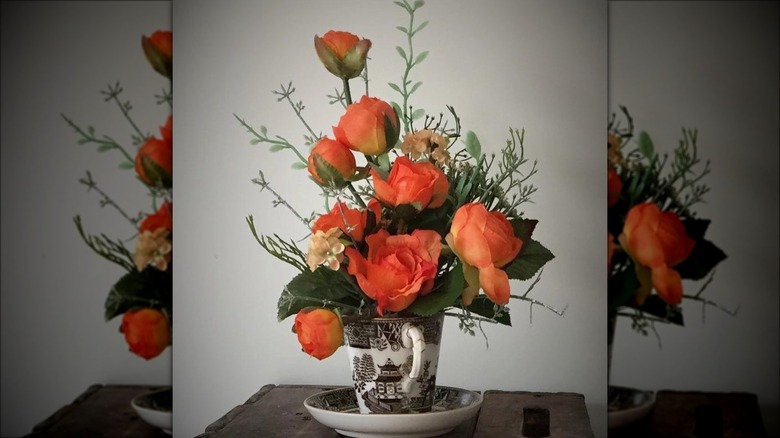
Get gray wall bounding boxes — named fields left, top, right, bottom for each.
left=609, top=2, right=779, bottom=436
left=1, top=2, right=171, bottom=436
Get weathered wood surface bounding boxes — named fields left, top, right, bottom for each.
left=609, top=390, right=766, bottom=438
left=25, top=384, right=170, bottom=438
left=197, top=384, right=477, bottom=438
left=472, top=390, right=594, bottom=438
left=200, top=385, right=595, bottom=437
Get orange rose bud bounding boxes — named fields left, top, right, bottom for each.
left=607, top=166, right=622, bottom=207
left=371, top=156, right=449, bottom=211
left=294, top=308, right=343, bottom=360
left=346, top=229, right=441, bottom=315
left=139, top=201, right=173, bottom=234
left=120, top=308, right=171, bottom=360
left=314, top=31, right=371, bottom=79
left=307, top=137, right=356, bottom=187
left=142, top=30, right=172, bottom=79
left=135, top=115, right=172, bottom=188
left=333, top=96, right=400, bottom=156
left=311, top=200, right=381, bottom=243
left=445, top=203, right=523, bottom=306
left=618, top=202, right=695, bottom=305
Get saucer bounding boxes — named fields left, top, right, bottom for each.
left=304, top=386, right=482, bottom=438
left=607, top=385, right=655, bottom=430
left=131, top=387, right=172, bottom=435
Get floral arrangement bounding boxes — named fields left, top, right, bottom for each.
left=607, top=106, right=731, bottom=334
left=239, top=1, right=560, bottom=361
left=65, top=30, right=173, bottom=360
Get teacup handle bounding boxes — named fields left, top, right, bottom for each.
left=402, top=323, right=426, bottom=378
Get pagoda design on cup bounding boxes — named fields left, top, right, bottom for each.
left=344, top=313, right=444, bottom=414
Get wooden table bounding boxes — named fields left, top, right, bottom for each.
left=609, top=390, right=766, bottom=438
left=198, top=384, right=595, bottom=437
left=25, top=384, right=170, bottom=438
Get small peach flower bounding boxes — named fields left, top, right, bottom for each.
left=294, top=308, right=343, bottom=360
left=134, top=228, right=172, bottom=271
left=401, top=130, right=450, bottom=165
left=314, top=31, right=371, bottom=80
left=306, top=228, right=346, bottom=271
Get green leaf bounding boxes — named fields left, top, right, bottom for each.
left=395, top=46, right=408, bottom=61
left=638, top=131, right=654, bottom=159
left=409, top=81, right=423, bottom=95
left=269, top=144, right=285, bottom=152
left=675, top=238, right=727, bottom=280
left=250, top=138, right=261, bottom=145
left=465, top=296, right=511, bottom=326
left=396, top=26, right=409, bottom=34
left=411, top=108, right=425, bottom=120
left=505, top=239, right=554, bottom=281
left=97, top=144, right=114, bottom=152
left=277, top=269, right=362, bottom=321
left=118, top=162, right=134, bottom=170
left=105, top=268, right=172, bottom=321
left=413, top=51, right=429, bottom=65
left=510, top=218, right=538, bottom=244
left=412, top=21, right=429, bottom=36
left=464, top=131, right=482, bottom=159
left=388, top=82, right=402, bottom=94
left=407, top=266, right=464, bottom=316
left=291, top=162, right=307, bottom=170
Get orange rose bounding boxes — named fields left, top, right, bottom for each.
left=445, top=203, right=523, bottom=306
left=311, top=200, right=382, bottom=242
left=314, top=31, right=371, bottom=79
left=608, top=166, right=622, bottom=207
left=142, top=30, right=172, bottom=79
left=135, top=115, right=172, bottom=188
left=307, top=137, right=356, bottom=187
left=139, top=201, right=172, bottom=234
left=294, top=308, right=343, bottom=360
left=120, top=308, right=171, bottom=360
left=333, top=96, right=399, bottom=156
left=371, top=156, right=449, bottom=210
left=346, top=229, right=441, bottom=315
left=618, top=202, right=695, bottom=305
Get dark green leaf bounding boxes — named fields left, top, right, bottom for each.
left=510, top=218, right=538, bottom=244
left=505, top=239, right=554, bottom=281
left=464, top=131, right=482, bottom=159
left=638, top=131, right=654, bottom=159
left=277, top=269, right=362, bottom=321
left=675, top=238, right=727, bottom=280
left=105, top=268, right=172, bottom=321
left=465, top=296, right=511, bottom=326
left=635, top=295, right=684, bottom=326
left=407, top=266, right=464, bottom=316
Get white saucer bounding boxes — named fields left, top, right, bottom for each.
left=607, top=385, right=655, bottom=430
left=131, top=387, right=172, bottom=435
left=304, top=386, right=482, bottom=438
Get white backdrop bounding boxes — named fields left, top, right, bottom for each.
left=609, top=2, right=779, bottom=436
left=1, top=2, right=171, bottom=437
left=173, top=0, right=607, bottom=437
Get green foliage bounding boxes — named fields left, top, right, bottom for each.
left=407, top=264, right=464, bottom=316
left=277, top=268, right=364, bottom=321
left=505, top=240, right=555, bottom=282
left=105, top=267, right=172, bottom=321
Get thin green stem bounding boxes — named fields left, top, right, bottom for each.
left=346, top=183, right=367, bottom=209
left=343, top=78, right=353, bottom=106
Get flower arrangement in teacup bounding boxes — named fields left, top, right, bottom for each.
left=239, top=0, right=563, bottom=364
left=607, top=106, right=733, bottom=338
left=65, top=30, right=173, bottom=360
